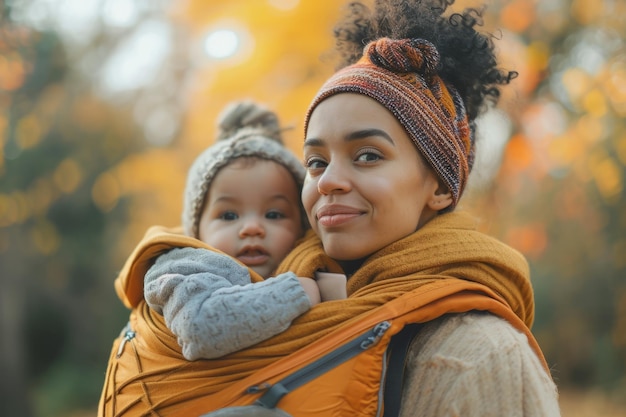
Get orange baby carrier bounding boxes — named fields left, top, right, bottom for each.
left=99, top=280, right=546, bottom=417
left=99, top=218, right=547, bottom=417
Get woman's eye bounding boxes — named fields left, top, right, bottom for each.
left=219, top=211, right=238, bottom=221
left=356, top=150, right=382, bottom=163
left=305, top=156, right=327, bottom=169
left=266, top=210, right=286, bottom=220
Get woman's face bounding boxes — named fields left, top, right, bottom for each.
left=302, top=93, right=451, bottom=261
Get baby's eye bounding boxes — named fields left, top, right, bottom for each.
left=219, top=211, right=238, bottom=221
left=266, top=210, right=286, bottom=220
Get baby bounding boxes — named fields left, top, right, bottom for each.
left=144, top=101, right=345, bottom=360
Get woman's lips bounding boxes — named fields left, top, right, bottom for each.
left=316, top=205, right=363, bottom=227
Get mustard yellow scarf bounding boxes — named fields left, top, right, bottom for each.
left=107, top=211, right=536, bottom=415
left=277, top=211, right=533, bottom=323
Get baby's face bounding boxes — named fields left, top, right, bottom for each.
left=198, top=158, right=303, bottom=278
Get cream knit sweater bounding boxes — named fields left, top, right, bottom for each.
left=399, top=312, right=561, bottom=417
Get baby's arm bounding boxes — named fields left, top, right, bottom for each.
left=145, top=247, right=312, bottom=360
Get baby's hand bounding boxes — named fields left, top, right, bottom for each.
left=298, top=277, right=321, bottom=306
left=314, top=272, right=347, bottom=301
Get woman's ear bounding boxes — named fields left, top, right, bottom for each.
left=427, top=183, right=453, bottom=211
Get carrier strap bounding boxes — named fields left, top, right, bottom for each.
left=383, top=324, right=422, bottom=417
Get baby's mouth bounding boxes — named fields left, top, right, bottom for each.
left=237, top=247, right=269, bottom=266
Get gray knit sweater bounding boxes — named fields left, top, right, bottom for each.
left=144, top=247, right=311, bottom=360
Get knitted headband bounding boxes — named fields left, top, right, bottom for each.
left=183, top=101, right=306, bottom=238
left=305, top=38, right=473, bottom=207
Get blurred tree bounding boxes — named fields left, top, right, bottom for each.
left=0, top=3, right=165, bottom=416
left=469, top=0, right=626, bottom=397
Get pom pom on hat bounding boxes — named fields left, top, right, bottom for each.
left=183, top=101, right=305, bottom=238
left=216, top=101, right=282, bottom=143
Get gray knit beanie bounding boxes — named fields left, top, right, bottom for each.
left=182, top=101, right=306, bottom=238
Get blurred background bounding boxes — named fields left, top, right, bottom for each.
left=0, top=0, right=625, bottom=416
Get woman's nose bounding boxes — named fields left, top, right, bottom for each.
left=239, top=217, right=265, bottom=238
left=317, top=162, right=351, bottom=195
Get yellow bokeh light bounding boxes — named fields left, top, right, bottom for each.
left=92, top=171, right=121, bottom=213
left=605, top=63, right=626, bottom=116
left=30, top=219, right=60, bottom=255
left=589, top=153, right=623, bottom=201
left=571, top=0, right=603, bottom=25
left=547, top=132, right=583, bottom=168
left=582, top=89, right=608, bottom=117
left=27, top=177, right=56, bottom=217
left=0, top=53, right=26, bottom=91
left=527, top=41, right=550, bottom=72
left=608, top=64, right=626, bottom=96
left=562, top=67, right=592, bottom=105
left=616, top=134, right=626, bottom=165
left=53, top=158, right=83, bottom=194
left=575, top=114, right=604, bottom=145
left=16, top=115, right=42, bottom=150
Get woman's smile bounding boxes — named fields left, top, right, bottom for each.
left=316, top=204, right=363, bottom=227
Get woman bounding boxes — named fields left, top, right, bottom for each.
left=99, top=1, right=560, bottom=416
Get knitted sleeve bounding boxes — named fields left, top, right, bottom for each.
left=398, top=312, right=561, bottom=417
left=144, top=247, right=311, bottom=360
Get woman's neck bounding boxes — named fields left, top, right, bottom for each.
left=337, top=258, right=366, bottom=278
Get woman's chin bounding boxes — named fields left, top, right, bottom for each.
left=323, top=244, right=362, bottom=262
left=323, top=244, right=368, bottom=268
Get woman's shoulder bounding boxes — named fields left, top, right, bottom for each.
left=413, top=311, right=532, bottom=359
left=398, top=312, right=561, bottom=417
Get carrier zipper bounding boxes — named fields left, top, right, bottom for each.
left=116, top=328, right=136, bottom=358
left=249, top=321, right=391, bottom=408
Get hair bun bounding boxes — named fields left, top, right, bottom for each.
left=216, top=100, right=283, bottom=143
left=366, top=38, right=440, bottom=80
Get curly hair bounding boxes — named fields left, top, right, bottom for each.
left=332, top=0, right=517, bottom=122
